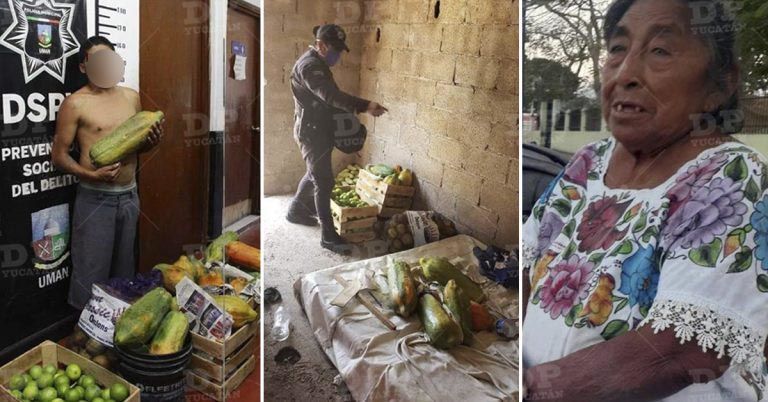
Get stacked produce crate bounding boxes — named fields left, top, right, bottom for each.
left=331, top=165, right=379, bottom=243
left=356, top=164, right=416, bottom=218
left=186, top=321, right=259, bottom=401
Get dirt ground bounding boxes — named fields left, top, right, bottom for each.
left=262, top=195, right=389, bottom=401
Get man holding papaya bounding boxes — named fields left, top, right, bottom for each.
left=287, top=24, right=388, bottom=251
left=52, top=36, right=164, bottom=309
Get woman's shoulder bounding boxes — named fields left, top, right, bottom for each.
left=559, top=138, right=613, bottom=188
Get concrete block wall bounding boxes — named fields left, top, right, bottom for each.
left=264, top=0, right=518, bottom=249
left=264, top=0, right=363, bottom=195
left=356, top=0, right=519, bottom=248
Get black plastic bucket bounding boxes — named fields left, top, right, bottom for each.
left=116, top=338, right=192, bottom=402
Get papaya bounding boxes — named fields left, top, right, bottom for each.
left=387, top=261, right=417, bottom=317
left=229, top=277, right=249, bottom=294
left=367, top=164, right=395, bottom=178
left=418, top=293, right=463, bottom=349
left=225, top=241, right=261, bottom=271
left=444, top=280, right=472, bottom=345
left=114, top=287, right=173, bottom=347
left=213, top=295, right=258, bottom=328
left=198, top=270, right=224, bottom=287
left=90, top=111, right=164, bottom=167
left=398, top=169, right=413, bottom=186
left=470, top=301, right=495, bottom=331
left=420, top=257, right=486, bottom=303
left=173, top=255, right=200, bottom=280
left=152, top=264, right=194, bottom=294
left=149, top=311, right=189, bottom=355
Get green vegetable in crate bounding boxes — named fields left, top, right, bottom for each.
left=149, top=311, right=189, bottom=355
left=206, top=231, right=239, bottom=262
left=418, top=292, right=463, bottom=349
left=388, top=261, right=418, bottom=317
left=367, top=163, right=395, bottom=178
left=420, top=257, right=486, bottom=303
left=114, top=287, right=173, bottom=347
left=444, top=280, right=473, bottom=344
left=383, top=174, right=401, bottom=185
left=89, top=111, right=165, bottom=167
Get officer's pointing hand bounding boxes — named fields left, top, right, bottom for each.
left=367, top=101, right=388, bottom=117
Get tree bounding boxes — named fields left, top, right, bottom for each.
left=525, top=0, right=609, bottom=98
left=738, top=1, right=768, bottom=94
left=523, top=57, right=581, bottom=110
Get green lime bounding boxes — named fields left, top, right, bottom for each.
left=109, top=383, right=128, bottom=402
left=29, top=365, right=43, bottom=380
left=10, top=389, right=22, bottom=399
left=54, top=374, right=70, bottom=387
left=92, top=399, right=104, bottom=402
left=65, top=364, right=81, bottom=382
left=54, top=369, right=66, bottom=378
left=100, top=388, right=110, bottom=400
left=43, top=365, right=57, bottom=375
left=65, top=388, right=81, bottom=402
left=22, top=383, right=38, bottom=400
left=56, top=382, right=70, bottom=396
left=37, top=372, right=54, bottom=388
left=22, top=373, right=32, bottom=384
left=74, top=385, right=85, bottom=397
left=52, top=399, right=65, bottom=402
left=78, top=375, right=95, bottom=388
left=9, top=373, right=26, bottom=390
left=39, top=386, right=58, bottom=402
left=84, top=385, right=101, bottom=401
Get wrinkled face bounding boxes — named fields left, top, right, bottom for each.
left=79, top=44, right=124, bottom=88
left=601, top=0, right=721, bottom=149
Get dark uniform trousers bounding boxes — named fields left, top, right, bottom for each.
left=287, top=48, right=370, bottom=234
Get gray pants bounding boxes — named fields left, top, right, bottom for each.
left=68, top=185, right=139, bottom=309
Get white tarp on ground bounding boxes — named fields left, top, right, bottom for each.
left=294, top=235, right=519, bottom=402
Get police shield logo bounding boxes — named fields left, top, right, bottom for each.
left=0, top=0, right=80, bottom=83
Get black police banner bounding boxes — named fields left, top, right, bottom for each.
left=0, top=0, right=88, bottom=351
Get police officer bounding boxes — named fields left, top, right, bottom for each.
left=286, top=24, right=388, bottom=251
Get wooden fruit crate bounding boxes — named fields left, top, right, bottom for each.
left=356, top=169, right=414, bottom=217
left=330, top=199, right=378, bottom=243
left=0, top=341, right=140, bottom=402
left=187, top=321, right=259, bottom=401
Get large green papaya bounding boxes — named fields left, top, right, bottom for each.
left=114, top=287, right=173, bottom=347
left=150, top=311, right=189, bottom=355
left=206, top=231, right=239, bottom=263
left=420, top=257, right=485, bottom=302
left=418, top=293, right=463, bottom=349
left=89, top=111, right=164, bottom=167
left=388, top=261, right=418, bottom=317
left=444, top=280, right=473, bottom=345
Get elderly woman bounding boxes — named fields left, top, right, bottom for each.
left=522, top=0, right=768, bottom=401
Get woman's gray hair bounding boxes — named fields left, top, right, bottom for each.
left=604, top=0, right=742, bottom=134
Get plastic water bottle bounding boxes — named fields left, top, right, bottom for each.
left=495, top=318, right=519, bottom=339
left=271, top=305, right=291, bottom=341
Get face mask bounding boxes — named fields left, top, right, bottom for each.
left=325, top=49, right=341, bottom=67
left=84, top=49, right=125, bottom=88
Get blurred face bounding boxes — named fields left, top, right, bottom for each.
left=316, top=40, right=342, bottom=66
left=601, top=0, right=722, bottom=150
left=79, top=44, right=124, bottom=88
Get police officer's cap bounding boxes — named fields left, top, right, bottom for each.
left=313, top=24, right=350, bottom=52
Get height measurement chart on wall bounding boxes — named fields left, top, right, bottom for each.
left=85, top=0, right=139, bottom=90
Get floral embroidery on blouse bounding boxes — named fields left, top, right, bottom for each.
left=524, top=137, right=768, bottom=399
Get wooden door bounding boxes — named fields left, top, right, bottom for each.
left=137, top=0, right=210, bottom=271
left=223, top=2, right=261, bottom=227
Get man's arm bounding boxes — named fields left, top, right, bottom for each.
left=51, top=97, right=118, bottom=181
left=524, top=325, right=729, bottom=402
left=302, top=63, right=371, bottom=114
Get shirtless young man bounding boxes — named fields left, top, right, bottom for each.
left=52, top=36, right=163, bottom=309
